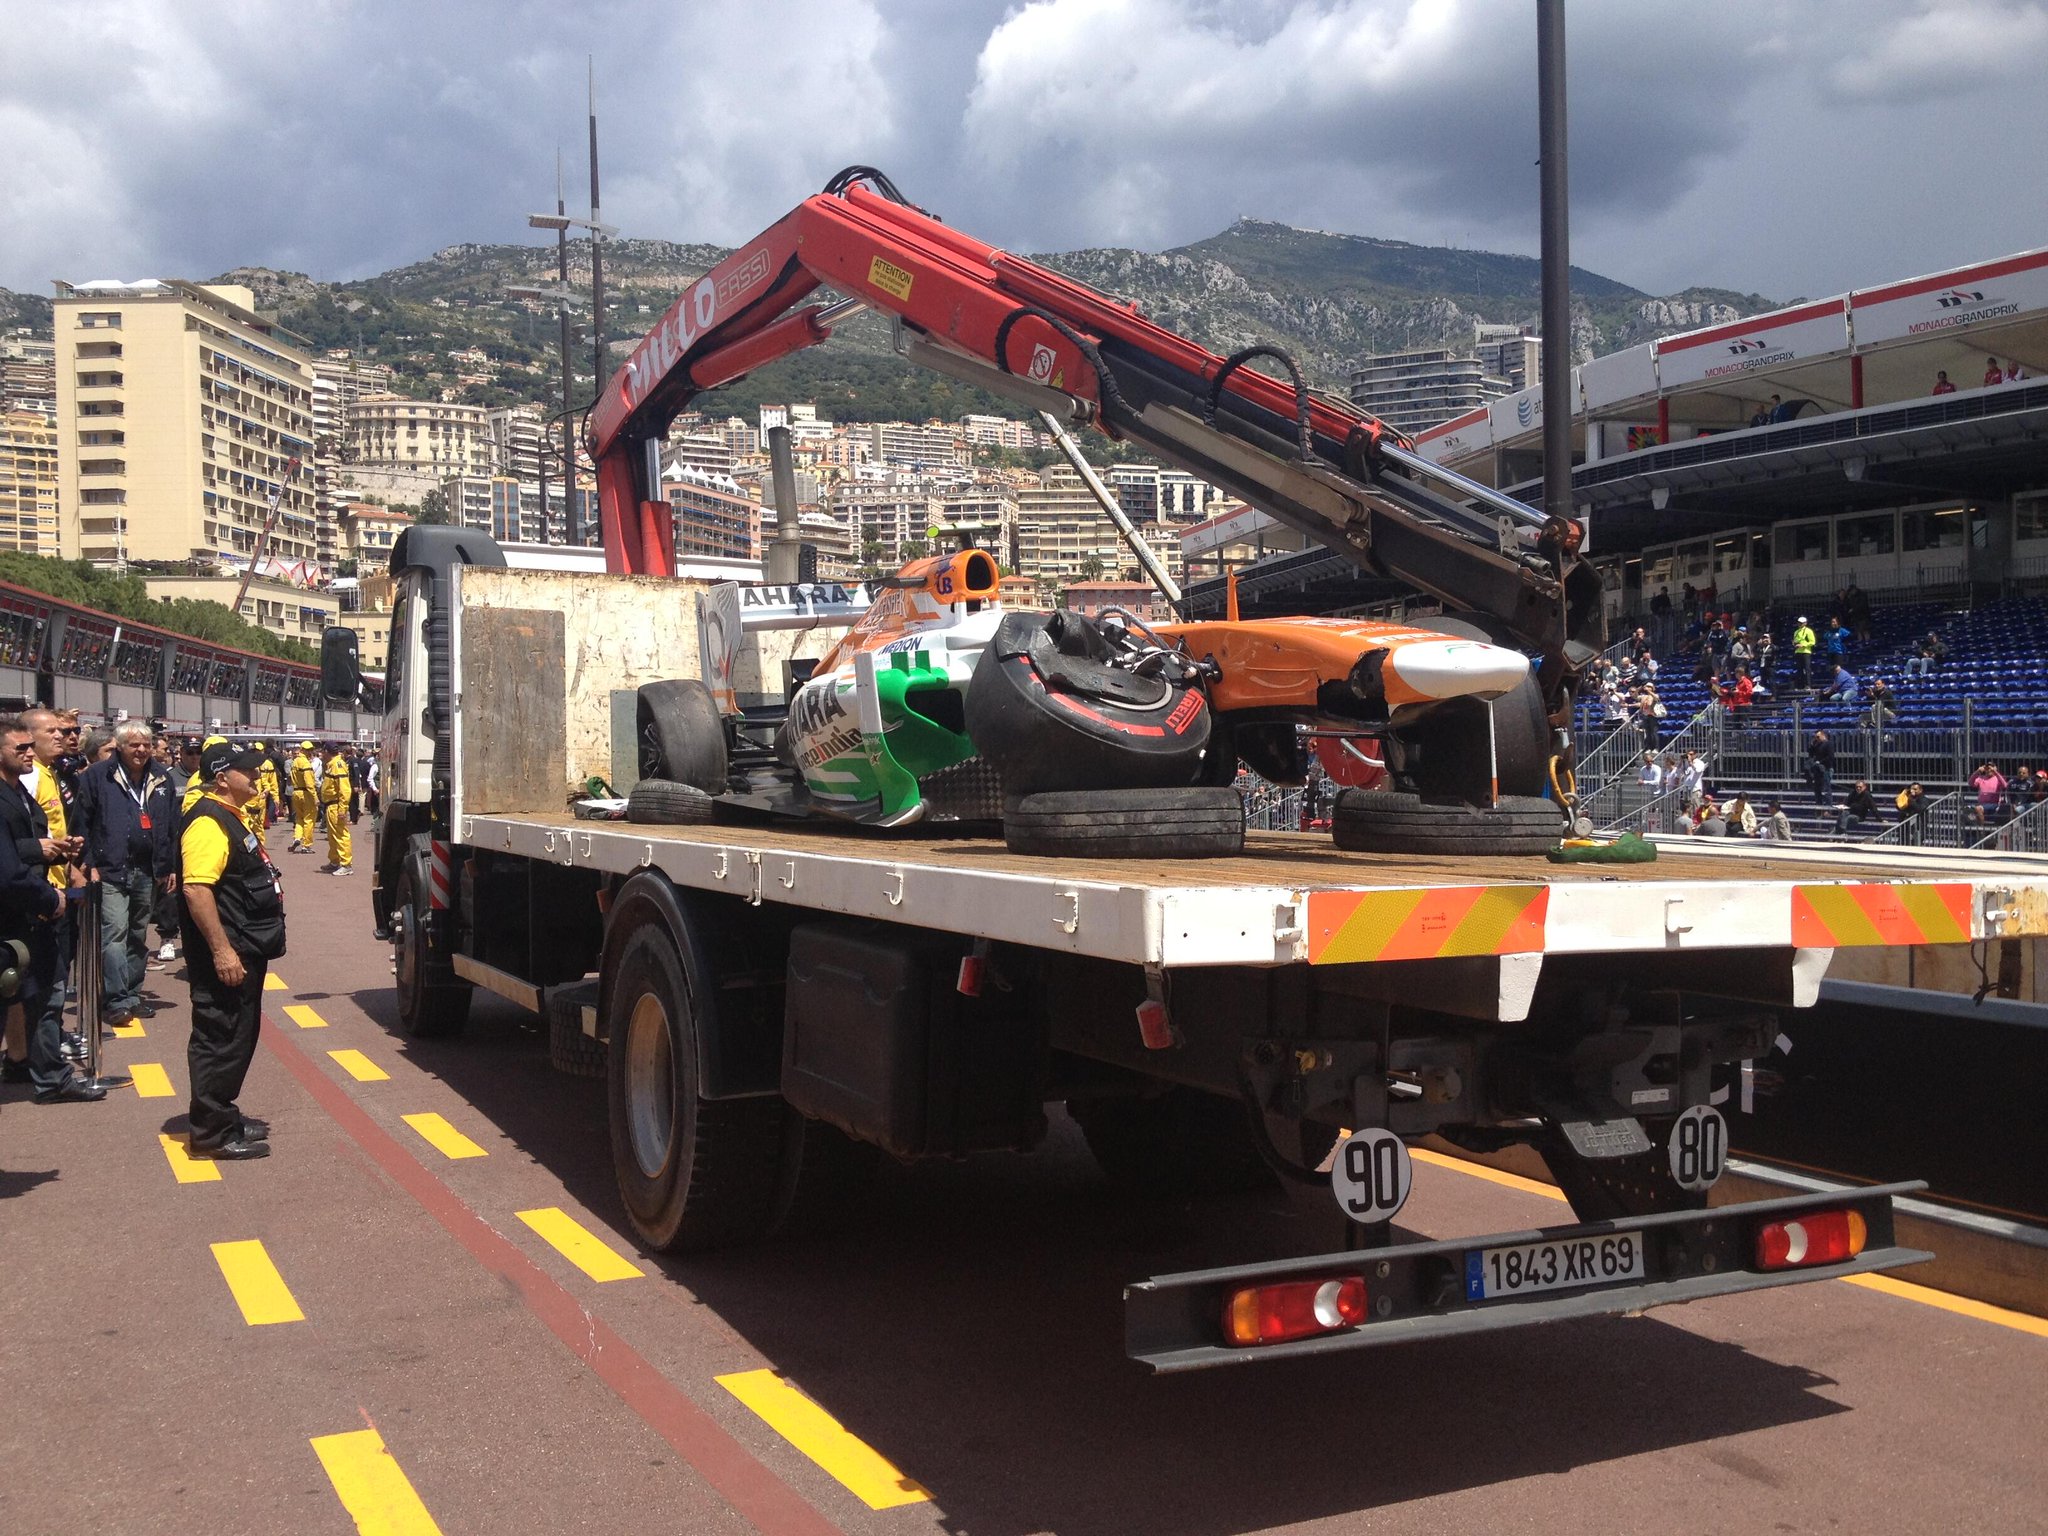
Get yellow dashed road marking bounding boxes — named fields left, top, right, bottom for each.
left=310, top=1428, right=445, bottom=1535
left=329, top=1048, right=389, bottom=1082
left=1844, top=1272, right=2048, bottom=1340
left=263, top=972, right=288, bottom=991
left=515, top=1207, right=643, bottom=1282
left=717, top=1368, right=933, bottom=1510
left=211, top=1239, right=305, bottom=1325
left=158, top=1132, right=222, bottom=1184
left=401, top=1112, right=487, bottom=1160
left=129, top=1062, right=175, bottom=1098
left=283, top=1003, right=328, bottom=1029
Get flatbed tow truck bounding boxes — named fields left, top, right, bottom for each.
left=322, top=170, right=2048, bottom=1370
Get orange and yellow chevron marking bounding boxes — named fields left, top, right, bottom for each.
left=1308, top=885, right=1548, bottom=965
left=1792, top=883, right=1973, bottom=948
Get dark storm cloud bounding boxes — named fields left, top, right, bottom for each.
left=2, top=1, right=2044, bottom=304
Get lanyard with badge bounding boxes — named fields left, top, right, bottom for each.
left=116, top=767, right=159, bottom=832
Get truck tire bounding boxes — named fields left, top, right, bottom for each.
left=1330, top=790, right=1563, bottom=856
left=964, top=612, right=1211, bottom=798
left=546, top=981, right=605, bottom=1078
left=626, top=778, right=716, bottom=825
left=605, top=914, right=792, bottom=1252
left=637, top=680, right=728, bottom=795
left=1070, top=1088, right=1275, bottom=1197
left=392, top=857, right=471, bottom=1038
left=1004, top=786, right=1244, bottom=858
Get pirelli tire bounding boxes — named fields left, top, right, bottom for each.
left=1003, top=786, right=1244, bottom=858
left=1407, top=614, right=1553, bottom=800
left=637, top=680, right=729, bottom=795
left=964, top=613, right=1213, bottom=798
left=626, top=778, right=717, bottom=825
left=1331, top=790, right=1564, bottom=856
left=546, top=980, right=605, bottom=1078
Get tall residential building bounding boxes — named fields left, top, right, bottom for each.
left=934, top=490, right=1019, bottom=567
left=1, top=334, right=57, bottom=413
left=1473, top=324, right=1541, bottom=393
left=52, top=278, right=318, bottom=572
left=487, top=404, right=547, bottom=483
left=665, top=430, right=733, bottom=478
left=346, top=394, right=493, bottom=479
left=1348, top=348, right=1510, bottom=435
left=959, top=414, right=1044, bottom=452
left=0, top=407, right=60, bottom=554
left=663, top=467, right=758, bottom=561
left=1014, top=467, right=1157, bottom=592
left=865, top=421, right=965, bottom=470
left=831, top=483, right=942, bottom=567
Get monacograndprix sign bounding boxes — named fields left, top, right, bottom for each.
left=1851, top=249, right=2048, bottom=350
left=1655, top=300, right=1849, bottom=391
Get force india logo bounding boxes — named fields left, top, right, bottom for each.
left=621, top=247, right=774, bottom=410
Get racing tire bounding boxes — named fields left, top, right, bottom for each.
left=605, top=913, right=793, bottom=1253
left=1406, top=615, right=1553, bottom=800
left=637, top=680, right=728, bottom=795
left=1003, top=786, right=1244, bottom=858
left=392, top=855, right=471, bottom=1038
left=1330, top=789, right=1563, bottom=856
left=546, top=981, right=606, bottom=1078
left=1070, top=1089, right=1276, bottom=1197
left=626, top=778, right=717, bottom=825
left=964, top=613, right=1211, bottom=798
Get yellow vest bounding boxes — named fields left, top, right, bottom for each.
left=32, top=764, right=65, bottom=891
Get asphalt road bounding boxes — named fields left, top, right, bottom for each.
left=3, top=839, right=2045, bottom=1535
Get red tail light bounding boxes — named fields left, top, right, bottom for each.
left=1755, top=1208, right=1868, bottom=1271
left=1224, top=1276, right=1369, bottom=1346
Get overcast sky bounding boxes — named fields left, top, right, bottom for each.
left=4, top=0, right=2045, bottom=305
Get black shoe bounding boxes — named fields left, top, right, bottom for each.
left=0, top=1056, right=29, bottom=1083
left=194, top=1136, right=270, bottom=1160
left=35, top=1075, right=108, bottom=1104
left=239, top=1117, right=271, bottom=1141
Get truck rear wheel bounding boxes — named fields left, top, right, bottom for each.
left=393, top=858, right=471, bottom=1038
left=1070, top=1088, right=1276, bottom=1197
left=605, top=915, right=791, bottom=1252
left=546, top=980, right=605, bottom=1078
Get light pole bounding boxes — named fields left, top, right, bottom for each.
left=525, top=210, right=616, bottom=545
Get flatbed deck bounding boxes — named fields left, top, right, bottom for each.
left=462, top=810, right=2048, bottom=971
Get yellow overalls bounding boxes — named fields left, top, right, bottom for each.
left=320, top=754, right=352, bottom=869
left=288, top=751, right=319, bottom=850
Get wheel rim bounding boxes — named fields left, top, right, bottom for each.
left=393, top=898, right=419, bottom=1015
left=624, top=990, right=675, bottom=1179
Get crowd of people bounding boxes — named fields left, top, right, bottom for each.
left=0, top=712, right=376, bottom=1160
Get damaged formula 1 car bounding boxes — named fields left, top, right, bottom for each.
left=633, top=544, right=1561, bottom=858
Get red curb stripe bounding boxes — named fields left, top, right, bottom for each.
left=258, top=1015, right=844, bottom=1536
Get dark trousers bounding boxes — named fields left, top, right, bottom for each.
left=39, top=905, right=72, bottom=1048
left=186, top=952, right=267, bottom=1149
left=16, top=931, right=62, bottom=1093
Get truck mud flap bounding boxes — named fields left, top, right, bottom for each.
left=1126, top=1181, right=1931, bottom=1372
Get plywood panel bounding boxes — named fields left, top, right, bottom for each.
left=459, top=607, right=567, bottom=814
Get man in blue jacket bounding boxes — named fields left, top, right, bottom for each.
left=75, top=721, right=174, bottom=1028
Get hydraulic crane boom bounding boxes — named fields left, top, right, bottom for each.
left=586, top=169, right=1604, bottom=716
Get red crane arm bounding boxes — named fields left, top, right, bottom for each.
left=584, top=172, right=1601, bottom=702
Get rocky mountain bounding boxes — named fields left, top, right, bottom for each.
left=1, top=221, right=1779, bottom=420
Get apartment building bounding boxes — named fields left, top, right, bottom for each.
left=346, top=394, right=493, bottom=479
left=1473, top=324, right=1540, bottom=393
left=864, top=420, right=965, bottom=470
left=0, top=407, right=60, bottom=554
left=663, top=466, right=758, bottom=561
left=52, top=278, right=319, bottom=574
left=487, top=404, right=548, bottom=483
left=830, top=482, right=943, bottom=567
left=1348, top=347, right=1511, bottom=435
left=1, top=334, right=56, bottom=413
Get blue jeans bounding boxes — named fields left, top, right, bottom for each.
left=98, top=866, right=155, bottom=1018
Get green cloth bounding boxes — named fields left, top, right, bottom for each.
left=1546, top=832, right=1658, bottom=864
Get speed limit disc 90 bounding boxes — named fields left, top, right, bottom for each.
left=1331, top=1128, right=1412, bottom=1225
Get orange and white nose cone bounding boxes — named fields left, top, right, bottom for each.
left=1382, top=640, right=1530, bottom=703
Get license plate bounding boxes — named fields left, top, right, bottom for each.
left=1464, top=1232, right=1647, bottom=1301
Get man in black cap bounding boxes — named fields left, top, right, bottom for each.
left=179, top=740, right=286, bottom=1159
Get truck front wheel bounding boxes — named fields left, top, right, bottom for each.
left=605, top=915, right=791, bottom=1252
left=393, top=857, right=471, bottom=1038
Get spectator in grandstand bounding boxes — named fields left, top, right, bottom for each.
left=1749, top=395, right=1781, bottom=429
left=1705, top=615, right=1730, bottom=675
left=1822, top=662, right=1859, bottom=702
left=1728, top=628, right=1754, bottom=674
left=1601, top=675, right=1630, bottom=726
left=1636, top=685, right=1667, bottom=749
left=1629, top=626, right=1652, bottom=664
left=1986, top=356, right=2007, bottom=388
left=1932, top=370, right=1957, bottom=395
left=1661, top=753, right=1679, bottom=792
left=1762, top=800, right=1793, bottom=841
left=2032, top=772, right=2048, bottom=808
left=1896, top=782, right=1929, bottom=826
left=1791, top=616, right=1817, bottom=689
left=1720, top=667, right=1755, bottom=710
left=2013, top=766, right=2035, bottom=805
left=1866, top=676, right=1898, bottom=728
left=1835, top=780, right=1882, bottom=836
left=1755, top=628, right=1777, bottom=688
left=1694, top=797, right=1729, bottom=837
left=2007, top=360, right=2029, bottom=383
left=1843, top=582, right=1871, bottom=644
left=1725, top=792, right=1758, bottom=837
left=1638, top=752, right=1664, bottom=794
left=1903, top=631, right=1948, bottom=677
left=1678, top=750, right=1708, bottom=812
left=1650, top=588, right=1674, bottom=652
left=1805, top=729, right=1836, bottom=807
left=1971, top=761, right=2008, bottom=825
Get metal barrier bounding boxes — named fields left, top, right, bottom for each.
left=1970, top=795, right=2048, bottom=854
left=71, top=881, right=115, bottom=1086
left=1870, top=789, right=1972, bottom=848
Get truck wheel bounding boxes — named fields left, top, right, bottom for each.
left=1331, top=790, right=1562, bottom=856
left=637, top=680, right=729, bottom=795
left=546, top=981, right=605, bottom=1078
left=605, top=916, right=791, bottom=1252
left=1004, top=786, right=1244, bottom=858
left=392, top=859, right=471, bottom=1038
left=626, top=778, right=716, bottom=824
left=1070, top=1088, right=1275, bottom=1197
left=964, top=612, right=1211, bottom=797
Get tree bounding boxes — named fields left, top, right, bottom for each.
left=416, top=488, right=453, bottom=526
left=1077, top=555, right=1106, bottom=581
